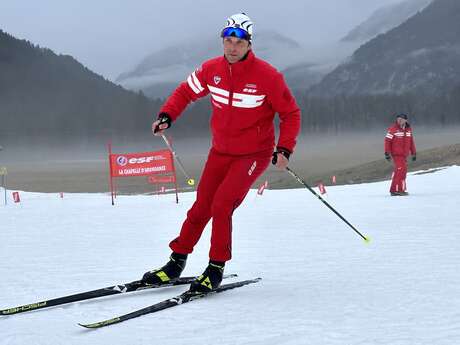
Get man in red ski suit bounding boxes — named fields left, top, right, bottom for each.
left=384, top=113, right=416, bottom=196
left=141, top=13, right=301, bottom=293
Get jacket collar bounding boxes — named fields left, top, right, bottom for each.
left=394, top=121, right=410, bottom=129
left=223, top=50, right=255, bottom=75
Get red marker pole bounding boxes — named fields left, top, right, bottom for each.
left=317, top=181, right=327, bottom=195
left=108, top=142, right=115, bottom=206
left=12, top=191, right=20, bottom=203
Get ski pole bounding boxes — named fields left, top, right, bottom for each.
left=285, top=167, right=370, bottom=243
left=161, top=134, right=195, bottom=186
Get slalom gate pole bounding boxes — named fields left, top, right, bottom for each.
left=161, top=134, right=195, bottom=186
left=108, top=142, right=115, bottom=206
left=285, top=167, right=370, bottom=243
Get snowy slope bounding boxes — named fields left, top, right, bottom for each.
left=1, top=166, right=460, bottom=345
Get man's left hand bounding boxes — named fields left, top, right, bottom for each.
left=272, top=149, right=290, bottom=170
left=412, top=154, right=417, bottom=162
left=274, top=153, right=289, bottom=169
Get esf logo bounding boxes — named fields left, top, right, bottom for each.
left=116, top=155, right=165, bottom=166
left=116, top=156, right=128, bottom=166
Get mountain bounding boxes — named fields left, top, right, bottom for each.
left=0, top=29, right=157, bottom=144
left=311, top=0, right=460, bottom=97
left=116, top=31, right=320, bottom=98
left=342, top=0, right=432, bottom=43
left=282, top=63, right=335, bottom=92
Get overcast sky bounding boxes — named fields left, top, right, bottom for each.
left=0, top=0, right=403, bottom=81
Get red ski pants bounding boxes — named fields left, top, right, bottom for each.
left=390, top=155, right=408, bottom=193
left=170, top=148, right=271, bottom=262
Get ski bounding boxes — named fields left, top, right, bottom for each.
left=0, top=274, right=237, bottom=316
left=79, top=277, right=261, bottom=329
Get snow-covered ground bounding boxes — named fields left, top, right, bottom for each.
left=1, top=166, right=460, bottom=345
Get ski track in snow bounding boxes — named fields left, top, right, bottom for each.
left=1, top=166, right=460, bottom=345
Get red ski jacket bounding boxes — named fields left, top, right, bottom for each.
left=384, top=122, right=416, bottom=157
left=160, top=50, right=301, bottom=156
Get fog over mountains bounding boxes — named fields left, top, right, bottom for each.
left=341, top=0, right=432, bottom=43
left=312, top=0, right=460, bottom=97
left=116, top=31, right=311, bottom=98
left=2, top=0, right=459, bottom=146
left=116, top=0, right=433, bottom=98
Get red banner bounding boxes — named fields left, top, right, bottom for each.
left=148, top=175, right=176, bottom=184
left=109, top=149, right=173, bottom=177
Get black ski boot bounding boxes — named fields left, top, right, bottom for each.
left=390, top=191, right=409, bottom=196
left=189, top=261, right=225, bottom=294
left=142, top=252, right=187, bottom=285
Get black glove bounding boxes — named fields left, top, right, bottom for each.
left=412, top=154, right=416, bottom=162
left=384, top=152, right=391, bottom=162
left=153, top=112, right=172, bottom=134
left=272, top=147, right=291, bottom=165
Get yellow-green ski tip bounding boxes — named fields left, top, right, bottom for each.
left=187, top=178, right=195, bottom=186
left=363, top=236, right=371, bottom=244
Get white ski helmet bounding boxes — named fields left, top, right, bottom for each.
left=221, top=13, right=253, bottom=42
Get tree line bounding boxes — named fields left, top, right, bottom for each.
left=0, top=29, right=159, bottom=144
left=296, top=86, right=460, bottom=133
left=159, top=86, right=460, bottom=136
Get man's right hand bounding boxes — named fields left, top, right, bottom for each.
left=152, top=113, right=172, bottom=136
left=385, top=152, right=391, bottom=162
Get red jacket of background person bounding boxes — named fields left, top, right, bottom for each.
left=384, top=122, right=416, bottom=157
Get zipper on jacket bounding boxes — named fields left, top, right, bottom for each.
left=228, top=64, right=235, bottom=127
left=223, top=63, right=235, bottom=153
left=228, top=64, right=234, bottom=105
left=403, top=126, right=407, bottom=152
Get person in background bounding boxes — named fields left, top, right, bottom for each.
left=384, top=113, right=416, bottom=196
left=141, top=13, right=301, bottom=293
